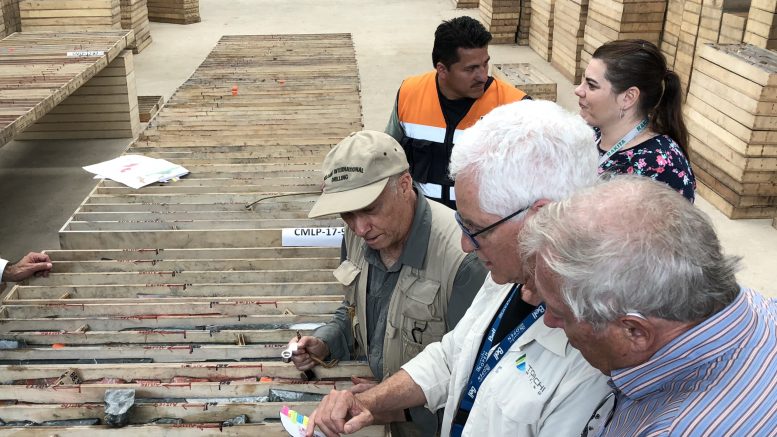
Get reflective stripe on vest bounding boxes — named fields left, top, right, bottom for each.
left=397, top=71, right=526, bottom=186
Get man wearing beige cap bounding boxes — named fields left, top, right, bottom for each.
left=290, top=130, right=487, bottom=436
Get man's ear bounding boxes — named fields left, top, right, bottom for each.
left=531, top=198, right=552, bottom=212
left=435, top=61, right=448, bottom=79
left=619, top=316, right=654, bottom=353
left=398, top=172, right=413, bottom=194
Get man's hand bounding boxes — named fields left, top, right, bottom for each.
left=306, top=389, right=374, bottom=437
left=2, top=252, right=52, bottom=282
left=289, top=336, right=330, bottom=371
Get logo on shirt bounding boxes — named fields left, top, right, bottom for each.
left=514, top=354, right=527, bottom=372
left=526, top=363, right=547, bottom=396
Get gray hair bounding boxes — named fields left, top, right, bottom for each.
left=520, top=176, right=740, bottom=330
left=386, top=170, right=409, bottom=194
left=449, top=100, right=599, bottom=217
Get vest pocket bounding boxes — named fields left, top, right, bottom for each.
left=334, top=260, right=363, bottom=358
left=333, top=260, right=360, bottom=286
left=400, top=279, right=445, bottom=359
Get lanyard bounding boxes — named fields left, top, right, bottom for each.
left=598, top=118, right=649, bottom=166
left=450, top=285, right=546, bottom=436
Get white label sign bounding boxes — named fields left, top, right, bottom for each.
left=67, top=50, right=105, bottom=57
left=282, top=227, right=344, bottom=247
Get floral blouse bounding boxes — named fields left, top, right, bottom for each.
left=596, top=130, right=696, bottom=202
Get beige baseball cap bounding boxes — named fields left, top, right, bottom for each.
left=308, top=131, right=409, bottom=218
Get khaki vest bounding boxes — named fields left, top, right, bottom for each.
left=332, top=199, right=468, bottom=378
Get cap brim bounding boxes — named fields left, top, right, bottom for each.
left=308, top=178, right=389, bottom=218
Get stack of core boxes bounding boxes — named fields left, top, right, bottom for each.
left=480, top=0, right=521, bottom=44
left=581, top=0, right=666, bottom=76
left=529, top=0, right=555, bottom=61
left=744, top=0, right=777, bottom=49
left=686, top=43, right=777, bottom=219
left=551, top=0, right=588, bottom=83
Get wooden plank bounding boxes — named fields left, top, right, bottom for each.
left=697, top=180, right=777, bottom=218
left=20, top=269, right=336, bottom=286
left=1, top=380, right=348, bottom=403
left=0, top=328, right=317, bottom=345
left=5, top=282, right=341, bottom=300
left=0, top=313, right=334, bottom=332
left=0, top=344, right=299, bottom=363
left=690, top=149, right=777, bottom=196
left=27, top=258, right=339, bottom=274
left=0, top=361, right=371, bottom=383
left=686, top=93, right=777, bottom=146
left=41, top=247, right=339, bottom=261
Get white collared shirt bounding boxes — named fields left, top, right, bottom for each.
left=0, top=258, right=8, bottom=281
left=402, top=275, right=610, bottom=436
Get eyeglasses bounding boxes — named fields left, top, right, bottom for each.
left=581, top=391, right=618, bottom=437
left=454, top=205, right=530, bottom=250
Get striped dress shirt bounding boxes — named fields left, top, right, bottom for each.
left=598, top=288, right=777, bottom=436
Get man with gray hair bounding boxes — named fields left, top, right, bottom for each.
left=305, top=100, right=611, bottom=437
left=290, top=130, right=487, bottom=437
left=521, top=176, right=777, bottom=436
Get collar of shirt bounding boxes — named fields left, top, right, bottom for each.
left=363, top=188, right=430, bottom=272
left=610, top=288, right=752, bottom=400
left=516, top=314, right=569, bottom=358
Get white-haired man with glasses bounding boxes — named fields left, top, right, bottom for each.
left=305, top=100, right=611, bottom=437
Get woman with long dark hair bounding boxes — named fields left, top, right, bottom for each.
left=575, top=39, right=695, bottom=201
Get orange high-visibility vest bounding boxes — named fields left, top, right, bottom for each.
left=397, top=71, right=526, bottom=186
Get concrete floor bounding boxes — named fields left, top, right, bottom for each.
left=0, top=0, right=774, bottom=296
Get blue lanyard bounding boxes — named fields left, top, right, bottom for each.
left=450, top=285, right=546, bottom=436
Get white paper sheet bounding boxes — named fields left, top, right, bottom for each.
left=83, top=155, right=189, bottom=189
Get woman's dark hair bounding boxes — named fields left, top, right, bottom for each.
left=593, top=39, right=688, bottom=155
left=432, top=16, right=492, bottom=69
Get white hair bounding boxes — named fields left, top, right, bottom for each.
left=520, top=176, right=741, bottom=330
left=449, top=99, right=599, bottom=217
